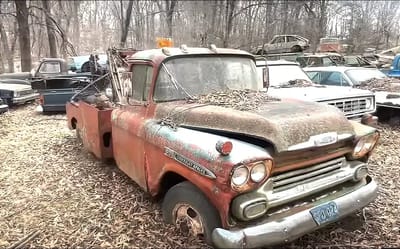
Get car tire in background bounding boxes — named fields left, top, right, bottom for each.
left=290, top=45, right=302, bottom=52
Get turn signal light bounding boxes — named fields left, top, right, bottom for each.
left=216, top=140, right=233, bottom=156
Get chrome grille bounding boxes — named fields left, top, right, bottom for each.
left=271, top=157, right=344, bottom=192
left=19, top=89, right=34, bottom=96
left=323, top=97, right=374, bottom=117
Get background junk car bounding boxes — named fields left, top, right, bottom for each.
left=0, top=79, right=39, bottom=106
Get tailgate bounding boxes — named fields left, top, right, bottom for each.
left=40, top=89, right=77, bottom=110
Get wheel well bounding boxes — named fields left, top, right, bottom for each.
left=71, top=118, right=77, bottom=129
left=157, top=172, right=187, bottom=198
left=103, top=132, right=112, bottom=147
left=256, top=50, right=266, bottom=55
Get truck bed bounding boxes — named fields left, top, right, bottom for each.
left=39, top=88, right=78, bottom=113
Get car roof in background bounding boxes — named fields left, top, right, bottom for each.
left=255, top=59, right=299, bottom=66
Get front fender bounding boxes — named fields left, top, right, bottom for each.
left=144, top=120, right=271, bottom=182
left=143, top=120, right=272, bottom=227
left=349, top=120, right=377, bottom=138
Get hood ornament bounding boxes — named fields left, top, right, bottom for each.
left=288, top=132, right=353, bottom=151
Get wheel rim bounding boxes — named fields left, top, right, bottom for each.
left=173, top=203, right=205, bottom=237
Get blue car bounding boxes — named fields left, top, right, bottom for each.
left=380, top=54, right=400, bottom=79
left=68, top=54, right=108, bottom=73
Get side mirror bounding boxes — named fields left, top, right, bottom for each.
left=105, top=88, right=113, bottom=100
left=70, top=66, right=77, bottom=72
left=262, top=67, right=269, bottom=89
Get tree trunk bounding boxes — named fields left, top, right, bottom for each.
left=166, top=0, right=177, bottom=38
left=282, top=0, right=289, bottom=33
left=223, top=0, right=236, bottom=48
left=0, top=21, right=15, bottom=72
left=15, top=0, right=31, bottom=72
left=42, top=0, right=58, bottom=57
left=72, top=1, right=80, bottom=54
left=120, top=0, right=134, bottom=47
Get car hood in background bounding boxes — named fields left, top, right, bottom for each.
left=268, top=85, right=374, bottom=102
left=0, top=83, right=32, bottom=91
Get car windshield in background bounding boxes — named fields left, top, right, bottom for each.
left=345, top=69, right=387, bottom=85
left=153, top=57, right=258, bottom=102
left=39, top=62, right=61, bottom=73
left=268, top=65, right=311, bottom=86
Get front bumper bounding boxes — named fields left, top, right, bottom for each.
left=0, top=104, right=8, bottom=113
left=349, top=113, right=378, bottom=127
left=212, top=177, right=378, bottom=248
left=13, top=93, right=39, bottom=104
left=40, top=104, right=67, bottom=113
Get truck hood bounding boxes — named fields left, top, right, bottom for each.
left=375, top=91, right=400, bottom=107
left=0, top=72, right=32, bottom=80
left=0, top=83, right=32, bottom=91
left=154, top=99, right=355, bottom=153
left=268, top=86, right=373, bottom=102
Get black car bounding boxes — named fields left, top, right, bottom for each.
left=0, top=98, right=8, bottom=114
left=0, top=79, right=39, bottom=106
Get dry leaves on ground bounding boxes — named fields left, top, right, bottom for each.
left=0, top=104, right=399, bottom=249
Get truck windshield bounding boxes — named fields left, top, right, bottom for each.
left=345, top=69, right=387, bottom=85
left=267, top=65, right=312, bottom=86
left=154, top=56, right=258, bottom=102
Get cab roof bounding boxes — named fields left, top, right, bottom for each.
left=128, top=47, right=253, bottom=63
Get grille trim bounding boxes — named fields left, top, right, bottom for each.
left=262, top=157, right=362, bottom=208
left=19, top=89, right=34, bottom=96
left=272, top=157, right=344, bottom=189
left=323, top=96, right=374, bottom=118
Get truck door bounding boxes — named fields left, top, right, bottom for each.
left=112, top=64, right=153, bottom=190
left=392, top=57, right=400, bottom=77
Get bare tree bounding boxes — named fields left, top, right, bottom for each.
left=14, top=0, right=31, bottom=71
left=120, top=0, right=134, bottom=47
left=42, top=0, right=57, bottom=57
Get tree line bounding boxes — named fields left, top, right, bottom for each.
left=0, top=0, right=399, bottom=73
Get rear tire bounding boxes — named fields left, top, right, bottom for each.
left=256, top=50, right=267, bottom=55
left=162, top=181, right=221, bottom=245
left=388, top=116, right=400, bottom=127
left=291, top=45, right=302, bottom=52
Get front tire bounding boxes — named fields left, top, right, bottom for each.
left=162, top=181, right=221, bottom=245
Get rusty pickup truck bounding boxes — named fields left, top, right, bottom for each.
left=66, top=46, right=379, bottom=248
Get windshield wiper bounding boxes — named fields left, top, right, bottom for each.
left=277, top=79, right=315, bottom=88
left=161, top=63, right=195, bottom=100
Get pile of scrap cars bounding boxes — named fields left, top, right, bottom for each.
left=255, top=35, right=400, bottom=126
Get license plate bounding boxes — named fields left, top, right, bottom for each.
left=310, top=201, right=339, bottom=226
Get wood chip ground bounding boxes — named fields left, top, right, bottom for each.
left=0, top=104, right=399, bottom=249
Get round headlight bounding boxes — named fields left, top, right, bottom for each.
left=231, top=166, right=249, bottom=186
left=250, top=163, right=266, bottom=183
left=365, top=98, right=372, bottom=109
left=14, top=92, right=20, bottom=97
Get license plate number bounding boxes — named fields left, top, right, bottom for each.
left=310, top=201, right=339, bottom=226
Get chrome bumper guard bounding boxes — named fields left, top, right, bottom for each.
left=0, top=104, right=8, bottom=113
left=212, top=177, right=378, bottom=248
left=13, top=93, right=39, bottom=104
